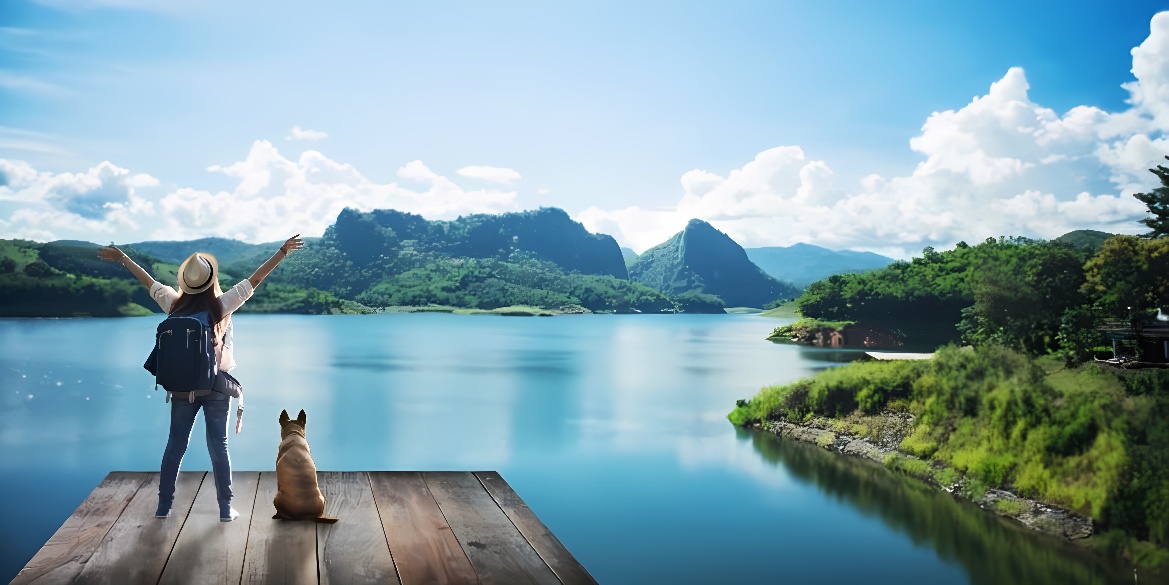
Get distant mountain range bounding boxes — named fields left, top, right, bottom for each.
left=5, top=206, right=1117, bottom=317
left=628, top=219, right=800, bottom=308
left=127, top=237, right=286, bottom=266
left=745, top=243, right=895, bottom=287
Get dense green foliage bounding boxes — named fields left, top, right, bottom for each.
left=766, top=317, right=856, bottom=342
left=792, top=231, right=1169, bottom=359
left=1133, top=155, right=1169, bottom=239
left=795, top=237, right=1097, bottom=353
left=730, top=345, right=1169, bottom=555
left=351, top=256, right=678, bottom=313
left=1081, top=235, right=1169, bottom=318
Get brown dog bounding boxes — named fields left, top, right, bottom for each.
left=273, top=409, right=338, bottom=523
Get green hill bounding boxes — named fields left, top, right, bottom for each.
left=628, top=219, right=799, bottom=308
left=1051, top=229, right=1114, bottom=252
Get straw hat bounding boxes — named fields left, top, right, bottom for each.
left=177, top=252, right=219, bottom=294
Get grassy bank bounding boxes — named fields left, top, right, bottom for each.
left=765, top=317, right=855, bottom=341
left=729, top=345, right=1169, bottom=569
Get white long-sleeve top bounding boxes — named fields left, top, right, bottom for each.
left=149, top=279, right=254, bottom=372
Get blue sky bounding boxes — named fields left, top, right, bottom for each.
left=1, top=1, right=1167, bottom=257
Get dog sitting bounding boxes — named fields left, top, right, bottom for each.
left=273, top=409, right=338, bottom=523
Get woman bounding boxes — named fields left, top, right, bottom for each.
left=99, top=235, right=303, bottom=522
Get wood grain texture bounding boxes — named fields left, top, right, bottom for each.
left=17, top=471, right=595, bottom=585
left=159, top=471, right=259, bottom=585
left=424, top=472, right=559, bottom=585
left=74, top=472, right=204, bottom=585
left=475, top=471, right=597, bottom=585
left=241, top=471, right=317, bottom=585
left=368, top=472, right=478, bottom=585
left=11, top=471, right=149, bottom=585
left=316, top=472, right=401, bottom=585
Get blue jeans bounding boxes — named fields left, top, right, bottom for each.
left=158, top=392, right=233, bottom=516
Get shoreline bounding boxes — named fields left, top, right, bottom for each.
left=752, top=412, right=1095, bottom=541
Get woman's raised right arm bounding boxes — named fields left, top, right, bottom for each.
left=98, top=245, right=155, bottom=288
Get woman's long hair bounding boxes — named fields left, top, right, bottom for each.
left=169, top=281, right=225, bottom=346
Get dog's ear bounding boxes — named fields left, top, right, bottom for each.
left=279, top=409, right=289, bottom=425
left=297, top=409, right=307, bottom=426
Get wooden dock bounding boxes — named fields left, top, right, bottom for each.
left=12, top=471, right=596, bottom=585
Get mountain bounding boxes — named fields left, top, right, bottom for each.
left=620, top=247, right=639, bottom=268
left=745, top=243, right=894, bottom=287
left=1052, top=229, right=1113, bottom=252
left=628, top=219, right=799, bottom=308
left=270, top=206, right=685, bottom=313
left=329, top=207, right=627, bottom=278
left=128, top=237, right=283, bottom=266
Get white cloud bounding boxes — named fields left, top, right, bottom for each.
left=286, top=126, right=328, bottom=141
left=579, top=14, right=1169, bottom=258
left=0, top=141, right=521, bottom=243
left=457, top=165, right=522, bottom=185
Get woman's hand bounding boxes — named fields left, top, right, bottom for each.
left=250, top=234, right=303, bottom=289
left=279, top=234, right=304, bottom=256
left=99, top=244, right=155, bottom=288
left=97, top=245, right=127, bottom=263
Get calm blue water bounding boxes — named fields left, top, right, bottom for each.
left=0, top=314, right=1129, bottom=584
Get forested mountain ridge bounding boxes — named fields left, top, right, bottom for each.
left=628, top=219, right=800, bottom=308
left=329, top=207, right=627, bottom=278
left=267, top=206, right=691, bottom=313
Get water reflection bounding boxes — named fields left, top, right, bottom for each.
left=741, top=427, right=1130, bottom=585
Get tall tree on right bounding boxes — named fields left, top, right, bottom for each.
left=1134, top=155, right=1169, bottom=238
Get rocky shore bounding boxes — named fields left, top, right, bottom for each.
left=756, top=412, right=1094, bottom=541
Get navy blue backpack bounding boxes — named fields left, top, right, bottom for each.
left=144, top=310, right=218, bottom=396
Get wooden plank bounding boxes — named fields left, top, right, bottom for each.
left=240, top=471, right=317, bottom=585
left=12, top=471, right=149, bottom=585
left=474, top=471, right=597, bottom=585
left=74, top=472, right=205, bottom=585
left=159, top=471, right=260, bottom=585
left=368, top=472, right=478, bottom=585
left=317, top=472, right=401, bottom=585
left=424, top=472, right=559, bottom=585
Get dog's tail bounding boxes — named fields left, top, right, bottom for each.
left=315, top=516, right=339, bottom=524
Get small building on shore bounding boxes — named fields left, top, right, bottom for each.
left=1100, top=307, right=1169, bottom=366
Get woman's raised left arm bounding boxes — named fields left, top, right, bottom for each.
left=248, top=234, right=303, bottom=289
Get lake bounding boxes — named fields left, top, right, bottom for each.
left=0, top=313, right=1130, bottom=584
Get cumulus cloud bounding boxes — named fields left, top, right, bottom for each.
left=0, top=160, right=158, bottom=241
left=286, top=125, right=328, bottom=141
left=0, top=141, right=521, bottom=243
left=456, top=165, right=522, bottom=185
left=580, top=15, right=1169, bottom=258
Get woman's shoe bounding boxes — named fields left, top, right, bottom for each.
left=220, top=507, right=240, bottom=522
left=155, top=500, right=172, bottom=519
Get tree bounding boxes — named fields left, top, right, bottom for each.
left=1081, top=235, right=1169, bottom=318
left=1133, top=155, right=1169, bottom=238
